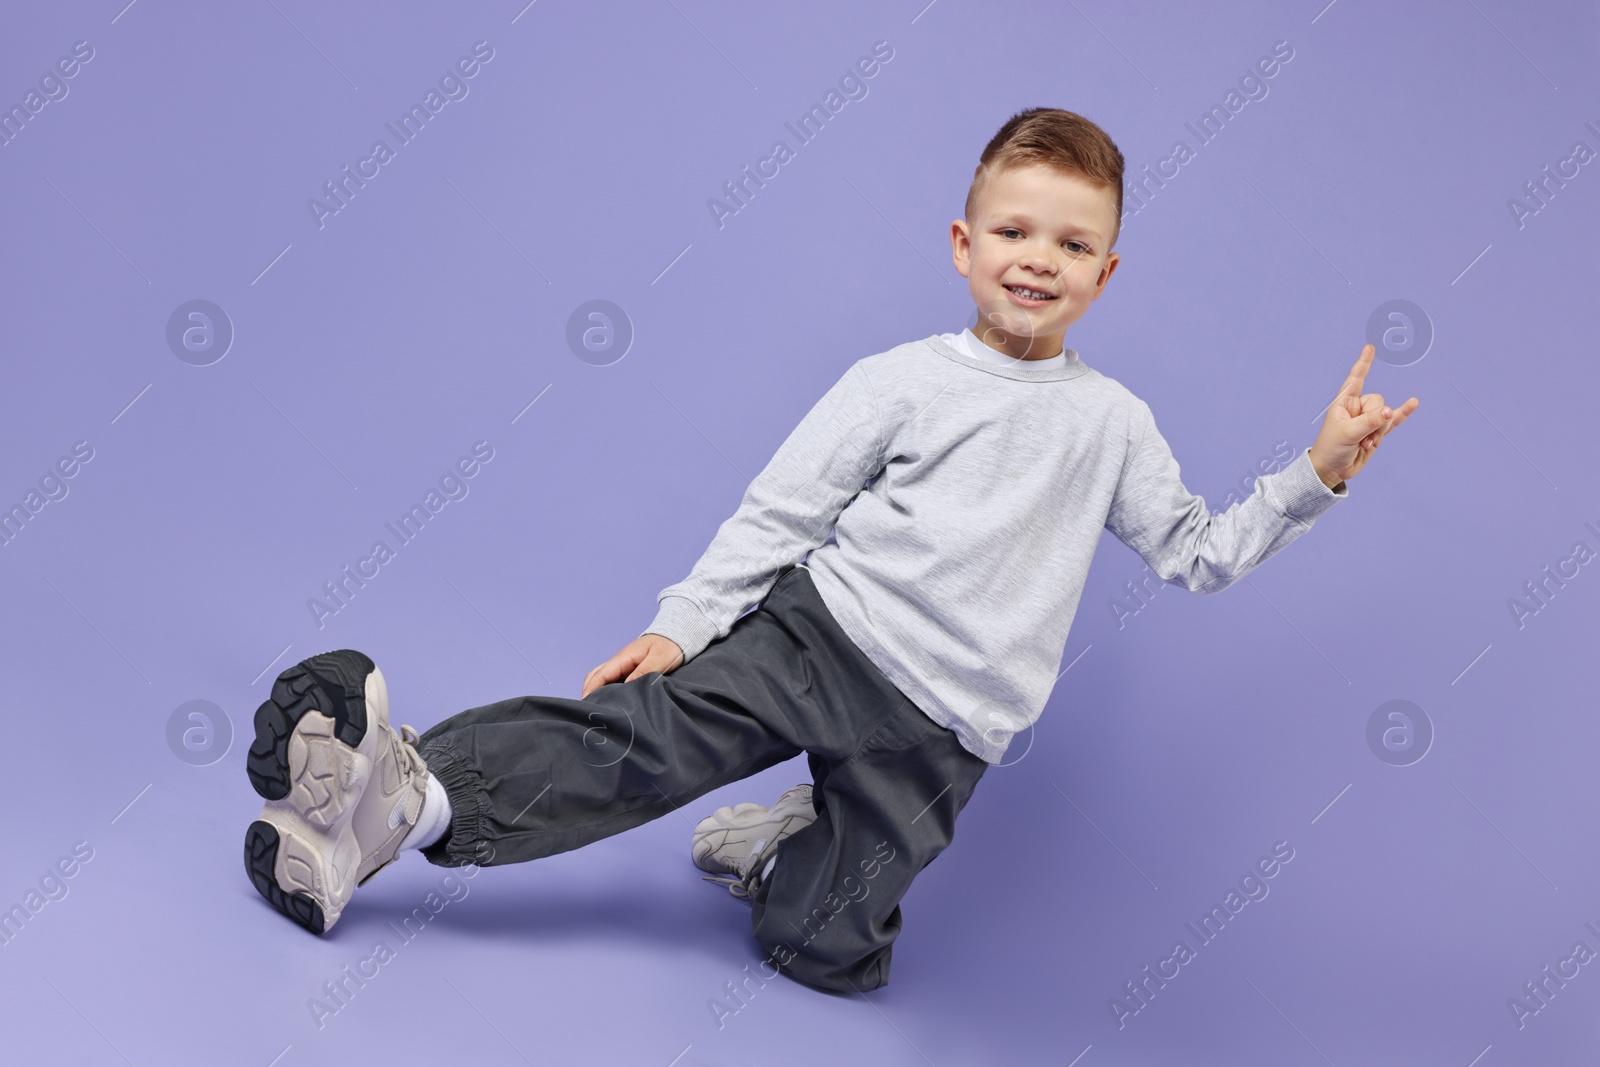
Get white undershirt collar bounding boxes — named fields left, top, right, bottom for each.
left=945, top=327, right=1072, bottom=371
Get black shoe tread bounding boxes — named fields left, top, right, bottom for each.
left=246, top=649, right=374, bottom=801
left=243, top=820, right=326, bottom=935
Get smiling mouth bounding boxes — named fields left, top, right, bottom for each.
left=1004, top=284, right=1057, bottom=301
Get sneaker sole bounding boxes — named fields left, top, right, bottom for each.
left=242, top=803, right=367, bottom=935
left=247, top=650, right=376, bottom=801
left=244, top=650, right=383, bottom=933
left=243, top=819, right=326, bottom=934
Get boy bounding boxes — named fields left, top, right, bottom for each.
left=242, top=108, right=1418, bottom=994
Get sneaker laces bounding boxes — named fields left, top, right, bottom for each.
left=701, top=836, right=777, bottom=900
left=395, top=725, right=425, bottom=779
left=383, top=725, right=428, bottom=830
left=701, top=872, right=758, bottom=899
left=392, top=726, right=428, bottom=809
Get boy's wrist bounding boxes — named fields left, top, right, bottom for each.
left=1308, top=449, right=1342, bottom=490
left=1281, top=448, right=1347, bottom=518
left=643, top=596, right=717, bottom=664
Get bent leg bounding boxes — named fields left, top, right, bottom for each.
left=748, top=696, right=990, bottom=993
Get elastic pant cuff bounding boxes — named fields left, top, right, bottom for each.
left=415, top=739, right=491, bottom=868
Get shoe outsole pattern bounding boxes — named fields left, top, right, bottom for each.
left=247, top=650, right=373, bottom=801
left=243, top=820, right=326, bottom=934
left=245, top=648, right=376, bottom=934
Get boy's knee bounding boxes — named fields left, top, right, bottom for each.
left=750, top=871, right=902, bottom=993
left=755, top=937, right=890, bottom=994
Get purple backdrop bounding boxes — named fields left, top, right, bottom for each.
left=1, top=1, right=1596, bottom=1064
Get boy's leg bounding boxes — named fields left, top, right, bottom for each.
left=747, top=702, right=989, bottom=994
left=413, top=566, right=820, bottom=870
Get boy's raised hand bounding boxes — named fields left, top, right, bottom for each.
left=1307, top=343, right=1420, bottom=490
left=581, top=633, right=685, bottom=698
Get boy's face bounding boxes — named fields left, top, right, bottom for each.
left=950, top=163, right=1121, bottom=360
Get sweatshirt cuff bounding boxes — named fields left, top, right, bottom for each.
left=641, top=595, right=720, bottom=664
left=1272, top=448, right=1347, bottom=522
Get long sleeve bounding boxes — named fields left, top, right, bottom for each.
left=642, top=361, right=886, bottom=663
left=1103, top=398, right=1347, bottom=595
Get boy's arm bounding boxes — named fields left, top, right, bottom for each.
left=1105, top=342, right=1417, bottom=595
left=640, top=361, right=885, bottom=663
left=1103, top=397, right=1346, bottom=595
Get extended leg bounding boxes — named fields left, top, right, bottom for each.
left=412, top=591, right=823, bottom=869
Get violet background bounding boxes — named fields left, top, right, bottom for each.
left=1, top=1, right=1596, bottom=1064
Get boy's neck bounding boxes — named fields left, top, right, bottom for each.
left=972, top=328, right=1066, bottom=361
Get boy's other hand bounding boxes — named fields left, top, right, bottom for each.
left=581, top=634, right=685, bottom=698
left=1308, top=343, right=1420, bottom=490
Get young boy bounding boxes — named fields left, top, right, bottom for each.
left=242, top=108, right=1418, bottom=994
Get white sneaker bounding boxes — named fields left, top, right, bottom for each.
left=691, top=784, right=815, bottom=899
left=242, top=650, right=430, bottom=934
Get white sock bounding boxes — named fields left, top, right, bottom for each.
left=401, top=774, right=452, bottom=851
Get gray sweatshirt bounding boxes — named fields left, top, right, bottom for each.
left=643, top=330, right=1348, bottom=763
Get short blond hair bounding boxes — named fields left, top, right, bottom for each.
left=965, top=108, right=1126, bottom=247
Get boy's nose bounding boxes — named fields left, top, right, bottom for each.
left=1017, top=250, right=1056, bottom=273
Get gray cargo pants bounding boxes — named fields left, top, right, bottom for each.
left=412, top=563, right=989, bottom=993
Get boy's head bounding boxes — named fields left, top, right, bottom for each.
left=950, top=108, right=1124, bottom=360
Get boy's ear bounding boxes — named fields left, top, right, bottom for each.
left=949, top=219, right=972, bottom=277
left=1091, top=252, right=1121, bottom=297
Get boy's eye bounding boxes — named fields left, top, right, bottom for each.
left=999, top=229, right=1090, bottom=255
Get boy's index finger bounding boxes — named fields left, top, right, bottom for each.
left=1335, top=344, right=1374, bottom=400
